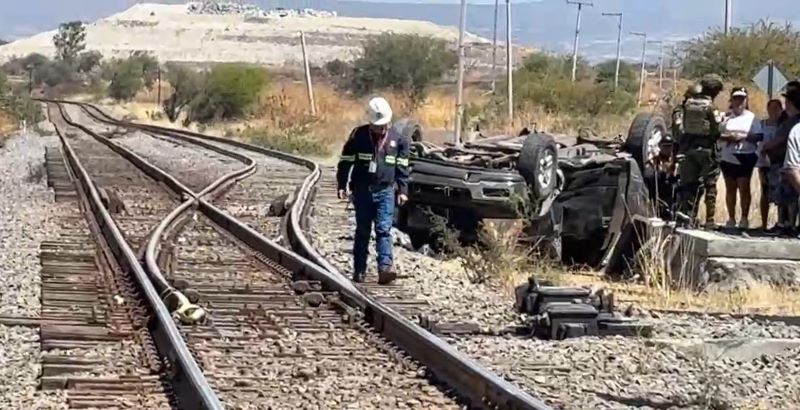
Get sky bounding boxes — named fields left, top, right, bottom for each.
left=1, top=0, right=798, bottom=62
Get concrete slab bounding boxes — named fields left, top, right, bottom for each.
left=661, top=228, right=800, bottom=290
left=676, top=228, right=800, bottom=260
left=651, top=338, right=800, bottom=362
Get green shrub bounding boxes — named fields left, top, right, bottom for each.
left=243, top=125, right=329, bottom=157
left=324, top=59, right=350, bottom=77
left=2, top=53, right=50, bottom=76
left=507, top=51, right=637, bottom=117
left=38, top=60, right=75, bottom=87
left=594, top=59, right=639, bottom=94
left=351, top=33, right=457, bottom=103
left=77, top=51, right=103, bottom=74
left=0, top=93, right=44, bottom=124
left=106, top=54, right=160, bottom=101
left=187, top=63, right=268, bottom=123
left=680, top=20, right=800, bottom=82
left=162, top=64, right=204, bottom=122
left=518, top=52, right=592, bottom=81
left=108, top=59, right=145, bottom=101
left=53, top=21, right=86, bottom=63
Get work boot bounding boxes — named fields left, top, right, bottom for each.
left=377, top=266, right=397, bottom=285
left=352, top=272, right=366, bottom=283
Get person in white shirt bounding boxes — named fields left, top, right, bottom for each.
left=718, top=87, right=762, bottom=229
left=756, top=99, right=783, bottom=230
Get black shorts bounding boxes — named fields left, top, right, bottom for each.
left=720, top=154, right=757, bottom=179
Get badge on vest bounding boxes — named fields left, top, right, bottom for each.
left=390, top=140, right=397, bottom=148
left=368, top=160, right=377, bottom=173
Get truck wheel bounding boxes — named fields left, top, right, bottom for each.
left=518, top=133, right=558, bottom=199
left=391, top=118, right=423, bottom=142
left=626, top=113, right=667, bottom=173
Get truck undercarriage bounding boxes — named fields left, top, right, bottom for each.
left=392, top=113, right=670, bottom=273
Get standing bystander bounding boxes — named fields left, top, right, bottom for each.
left=780, top=89, right=800, bottom=233
left=763, top=86, right=800, bottom=234
left=755, top=99, right=783, bottom=230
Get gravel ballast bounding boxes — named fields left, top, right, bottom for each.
left=0, top=133, right=70, bottom=318
left=308, top=170, right=800, bottom=410
left=0, top=131, right=69, bottom=409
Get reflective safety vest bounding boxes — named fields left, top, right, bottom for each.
left=336, top=125, right=411, bottom=195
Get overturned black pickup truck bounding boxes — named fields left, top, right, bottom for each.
left=391, top=113, right=671, bottom=272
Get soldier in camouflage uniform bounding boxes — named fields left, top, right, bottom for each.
left=674, top=76, right=725, bottom=228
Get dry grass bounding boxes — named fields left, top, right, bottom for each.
left=0, top=110, right=16, bottom=145
left=557, top=271, right=800, bottom=315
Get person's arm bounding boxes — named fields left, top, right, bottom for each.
left=763, top=123, right=789, bottom=153
left=336, top=130, right=357, bottom=197
left=395, top=133, right=411, bottom=203
left=783, top=125, right=800, bottom=192
left=710, top=109, right=723, bottom=141
left=745, top=118, right=764, bottom=143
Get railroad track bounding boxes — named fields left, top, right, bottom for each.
left=42, top=102, right=215, bottom=409
left=39, top=100, right=548, bottom=409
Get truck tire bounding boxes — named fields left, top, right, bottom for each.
left=391, top=118, right=423, bottom=142
left=518, top=133, right=558, bottom=199
left=626, top=113, right=667, bottom=173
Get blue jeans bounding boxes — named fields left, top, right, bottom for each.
left=352, top=187, right=394, bottom=274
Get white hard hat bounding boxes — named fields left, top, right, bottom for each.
left=367, top=97, right=393, bottom=126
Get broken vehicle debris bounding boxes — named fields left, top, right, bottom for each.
left=392, top=113, right=670, bottom=271
left=514, top=277, right=653, bottom=340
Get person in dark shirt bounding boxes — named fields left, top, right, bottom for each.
left=336, top=97, right=410, bottom=284
left=762, top=86, right=800, bottom=233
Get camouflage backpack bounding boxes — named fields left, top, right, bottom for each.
left=682, top=97, right=715, bottom=136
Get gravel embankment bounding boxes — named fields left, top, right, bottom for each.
left=0, top=131, right=69, bottom=408
left=65, top=105, right=244, bottom=192
left=310, top=172, right=518, bottom=329
left=309, top=171, right=800, bottom=410
left=0, top=325, right=66, bottom=409
left=454, top=335, right=800, bottom=410
left=0, top=133, right=70, bottom=317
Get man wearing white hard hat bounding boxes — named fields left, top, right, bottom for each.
left=336, top=97, right=411, bottom=284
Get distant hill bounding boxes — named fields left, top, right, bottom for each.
left=2, top=0, right=799, bottom=62
left=0, top=3, right=527, bottom=71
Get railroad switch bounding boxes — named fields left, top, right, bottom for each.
left=514, top=277, right=652, bottom=340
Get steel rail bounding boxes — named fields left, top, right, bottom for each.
left=66, top=101, right=553, bottom=410
left=64, top=102, right=260, bottom=317
left=47, top=102, right=223, bottom=410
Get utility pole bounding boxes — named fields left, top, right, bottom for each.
left=156, top=65, right=162, bottom=111
left=648, top=40, right=664, bottom=90
left=454, top=0, right=468, bottom=146
left=300, top=31, right=317, bottom=116
left=631, top=31, right=648, bottom=106
left=724, top=0, right=732, bottom=35
left=602, top=12, right=623, bottom=91
left=506, top=0, right=513, bottom=131
left=26, top=65, right=33, bottom=96
left=567, top=0, right=593, bottom=83
left=491, top=0, right=499, bottom=94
